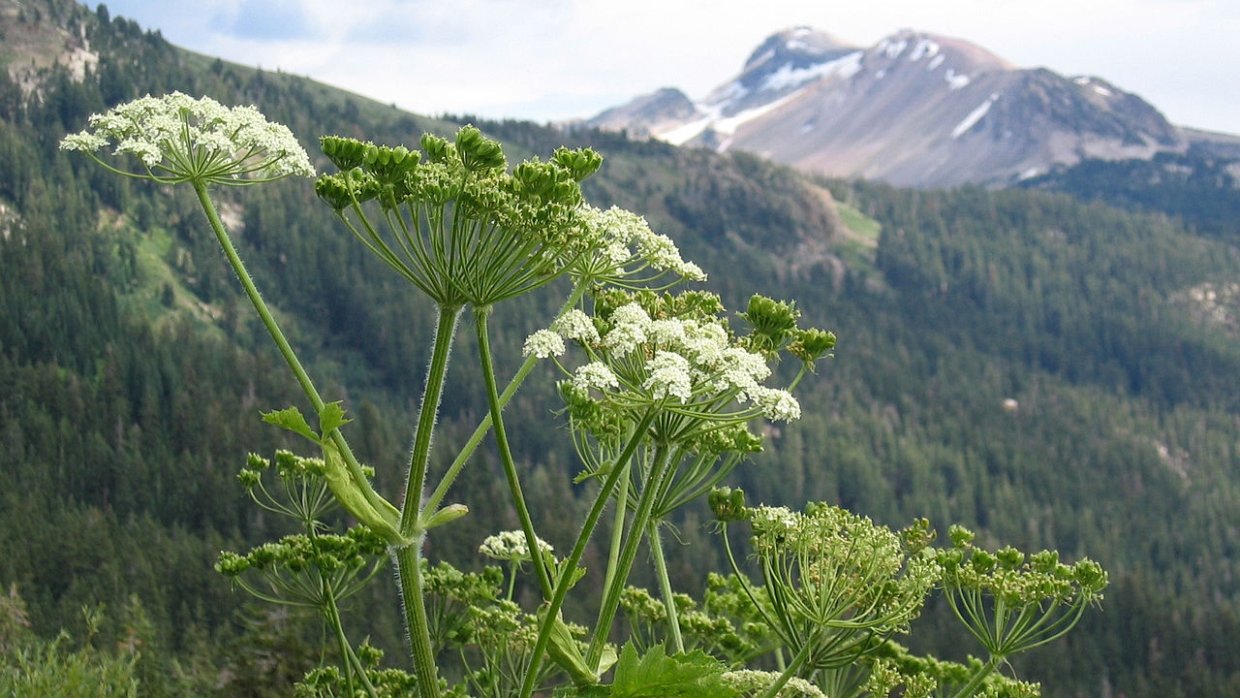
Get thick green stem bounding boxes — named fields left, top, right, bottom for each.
left=586, top=444, right=674, bottom=667
left=400, top=305, right=462, bottom=535
left=421, top=282, right=590, bottom=518
left=394, top=547, right=443, bottom=698
left=322, top=575, right=378, bottom=698
left=518, top=411, right=657, bottom=698
left=474, top=307, right=553, bottom=597
left=193, top=183, right=437, bottom=693
left=191, top=181, right=387, bottom=516
left=647, top=520, right=684, bottom=653
left=599, top=464, right=631, bottom=613
left=950, top=655, right=1001, bottom=698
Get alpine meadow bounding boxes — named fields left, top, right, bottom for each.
left=2, top=1, right=1240, bottom=696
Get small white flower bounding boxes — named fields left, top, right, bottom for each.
left=680, top=320, right=729, bottom=367
left=572, top=362, right=620, bottom=393
left=715, top=347, right=772, bottom=395
left=579, top=205, right=706, bottom=282
left=522, top=329, right=565, bottom=358
left=643, top=351, right=694, bottom=402
left=479, top=530, right=553, bottom=562
left=602, top=303, right=652, bottom=356
left=648, top=318, right=687, bottom=347
left=749, top=386, right=801, bottom=421
left=551, top=309, right=600, bottom=344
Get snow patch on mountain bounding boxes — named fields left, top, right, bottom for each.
left=953, top=93, right=1001, bottom=138
left=880, top=38, right=909, bottom=58
left=908, top=38, right=940, bottom=61
left=759, top=51, right=862, bottom=92
left=656, top=88, right=808, bottom=147
left=945, top=69, right=971, bottom=90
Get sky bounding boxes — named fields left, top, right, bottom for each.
left=87, top=0, right=1239, bottom=135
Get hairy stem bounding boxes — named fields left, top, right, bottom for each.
left=648, top=520, right=684, bottom=653
left=421, top=282, right=590, bottom=518
left=474, top=307, right=553, bottom=597
left=518, top=410, right=657, bottom=698
left=400, top=304, right=462, bottom=535
left=394, top=547, right=442, bottom=698
left=194, top=182, right=437, bottom=694
left=192, top=181, right=386, bottom=515
left=586, top=443, right=674, bottom=667
left=950, top=655, right=1000, bottom=698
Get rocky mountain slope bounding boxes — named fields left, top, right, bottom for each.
left=585, top=27, right=1234, bottom=187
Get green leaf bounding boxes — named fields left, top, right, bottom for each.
left=260, top=406, right=318, bottom=443
left=608, top=644, right=737, bottom=698
left=318, top=401, right=351, bottom=436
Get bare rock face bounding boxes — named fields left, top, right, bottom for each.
left=584, top=27, right=1225, bottom=188
left=585, top=88, right=699, bottom=137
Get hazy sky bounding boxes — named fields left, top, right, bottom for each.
left=88, top=0, right=1239, bottom=135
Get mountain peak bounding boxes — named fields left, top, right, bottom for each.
left=704, top=28, right=861, bottom=116
left=869, top=29, right=1014, bottom=74
left=742, top=27, right=857, bottom=72
left=583, top=25, right=1202, bottom=186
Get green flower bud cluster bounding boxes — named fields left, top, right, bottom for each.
left=740, top=295, right=836, bottom=369
left=725, top=501, right=941, bottom=672
left=215, top=526, right=387, bottom=610
left=938, top=525, right=1107, bottom=662
left=867, top=641, right=1044, bottom=698
left=709, top=486, right=750, bottom=522
left=618, top=581, right=761, bottom=662
left=939, top=526, right=1107, bottom=609
left=216, top=526, right=385, bottom=578
left=863, top=657, right=937, bottom=698
left=297, top=641, right=431, bottom=698
left=315, top=126, right=603, bottom=307
left=236, top=448, right=356, bottom=525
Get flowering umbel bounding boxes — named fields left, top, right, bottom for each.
left=315, top=127, right=602, bottom=307
left=60, top=92, right=314, bottom=185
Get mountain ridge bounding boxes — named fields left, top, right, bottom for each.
left=582, top=26, right=1234, bottom=187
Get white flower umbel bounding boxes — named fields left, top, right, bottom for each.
left=720, top=669, right=827, bottom=698
left=572, top=362, right=621, bottom=393
left=551, top=309, right=601, bottom=344
left=749, top=385, right=802, bottom=422
left=575, top=205, right=707, bottom=288
left=60, top=92, right=314, bottom=185
left=479, top=530, right=554, bottom=562
left=643, top=351, right=694, bottom=402
left=602, top=303, right=653, bottom=356
left=523, top=329, right=566, bottom=359
left=532, top=292, right=807, bottom=437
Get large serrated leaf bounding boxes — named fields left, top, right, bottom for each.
left=607, top=644, right=737, bottom=698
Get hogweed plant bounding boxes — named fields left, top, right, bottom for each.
left=63, top=94, right=1106, bottom=697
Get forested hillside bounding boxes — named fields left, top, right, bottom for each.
left=3, top=1, right=1239, bottom=695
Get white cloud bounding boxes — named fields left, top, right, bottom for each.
left=91, top=0, right=1240, bottom=133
